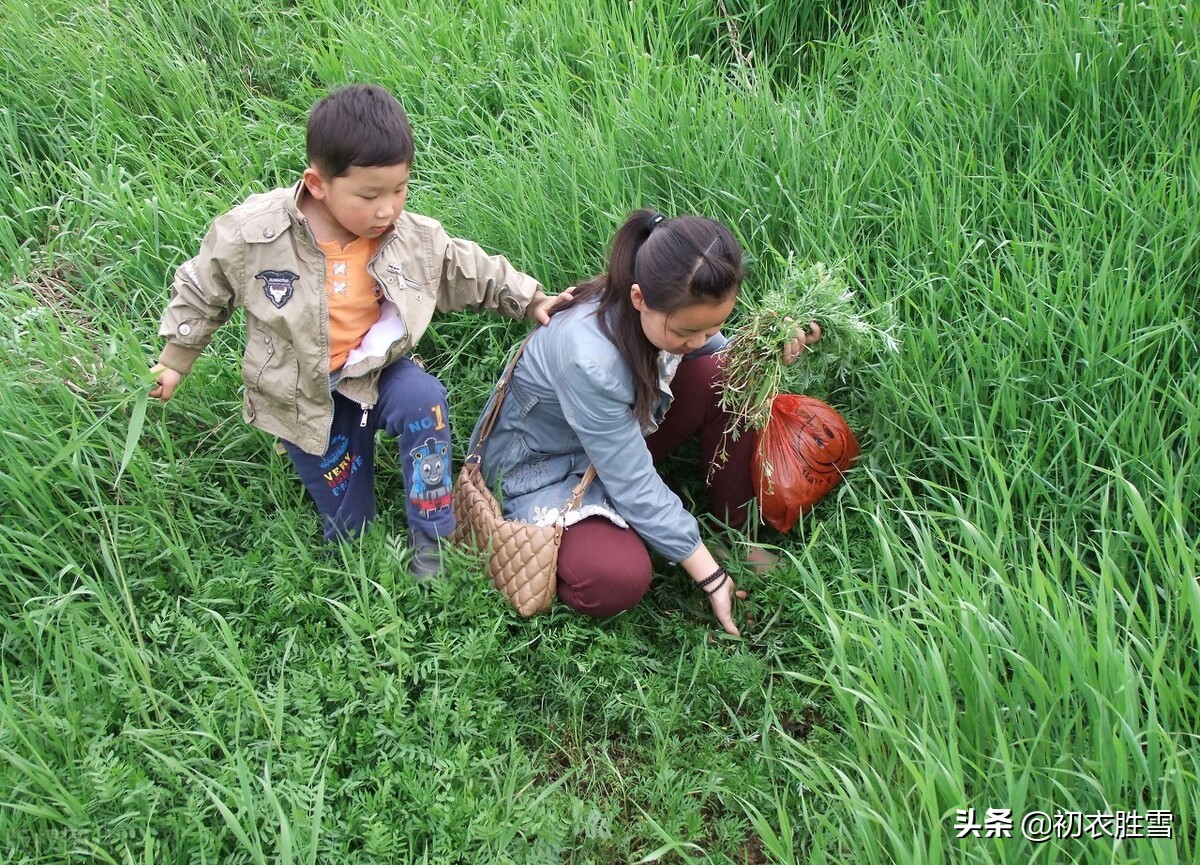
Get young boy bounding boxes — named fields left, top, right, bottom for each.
left=150, top=84, right=563, bottom=577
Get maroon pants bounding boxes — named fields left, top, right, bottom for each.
left=556, top=353, right=755, bottom=618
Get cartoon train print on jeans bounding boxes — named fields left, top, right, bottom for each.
left=408, top=437, right=452, bottom=516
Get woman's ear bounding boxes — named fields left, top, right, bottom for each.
left=629, top=283, right=646, bottom=312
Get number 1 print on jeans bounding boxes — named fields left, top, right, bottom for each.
left=379, top=358, right=457, bottom=542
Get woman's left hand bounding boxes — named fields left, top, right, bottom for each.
left=782, top=320, right=822, bottom=365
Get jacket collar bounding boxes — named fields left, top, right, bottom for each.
left=288, top=179, right=307, bottom=223
left=285, top=178, right=397, bottom=244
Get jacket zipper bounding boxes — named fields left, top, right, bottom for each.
left=299, top=216, right=339, bottom=453
left=355, top=236, right=404, bottom=431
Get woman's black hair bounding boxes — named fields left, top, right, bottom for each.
left=553, top=209, right=744, bottom=424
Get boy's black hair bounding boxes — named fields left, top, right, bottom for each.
left=306, top=84, right=414, bottom=178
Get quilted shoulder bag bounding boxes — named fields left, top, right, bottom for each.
left=451, top=335, right=596, bottom=616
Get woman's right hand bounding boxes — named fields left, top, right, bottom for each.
left=708, top=574, right=748, bottom=636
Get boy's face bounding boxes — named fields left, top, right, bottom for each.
left=303, top=162, right=410, bottom=241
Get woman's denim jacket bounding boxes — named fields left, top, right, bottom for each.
left=468, top=299, right=725, bottom=563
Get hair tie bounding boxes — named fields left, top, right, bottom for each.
left=647, top=213, right=665, bottom=230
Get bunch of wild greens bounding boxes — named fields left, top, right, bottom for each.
left=718, top=258, right=899, bottom=434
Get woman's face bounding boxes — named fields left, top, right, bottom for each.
left=630, top=283, right=738, bottom=354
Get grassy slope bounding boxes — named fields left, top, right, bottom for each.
left=1, top=0, right=1196, bottom=862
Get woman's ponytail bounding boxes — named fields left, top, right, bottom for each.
left=546, top=208, right=743, bottom=425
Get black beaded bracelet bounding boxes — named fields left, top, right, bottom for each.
left=697, top=566, right=729, bottom=594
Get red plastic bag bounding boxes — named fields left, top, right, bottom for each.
left=752, top=394, right=860, bottom=532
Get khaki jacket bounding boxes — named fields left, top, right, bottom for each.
left=158, top=182, right=542, bottom=455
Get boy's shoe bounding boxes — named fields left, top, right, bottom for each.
left=710, top=534, right=780, bottom=576
left=408, top=529, right=444, bottom=580
left=743, top=544, right=780, bottom=574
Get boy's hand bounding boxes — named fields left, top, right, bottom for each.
left=149, top=364, right=183, bottom=402
left=527, top=287, right=577, bottom=326
left=782, top=320, right=821, bottom=365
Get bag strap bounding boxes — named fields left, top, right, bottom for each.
left=468, top=332, right=535, bottom=457
left=466, top=332, right=597, bottom=516
left=564, top=465, right=598, bottom=511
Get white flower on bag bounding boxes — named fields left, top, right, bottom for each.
left=531, top=505, right=563, bottom=527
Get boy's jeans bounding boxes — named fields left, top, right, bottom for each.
left=282, top=357, right=456, bottom=543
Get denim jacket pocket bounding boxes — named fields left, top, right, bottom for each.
left=505, top=376, right=539, bottom=420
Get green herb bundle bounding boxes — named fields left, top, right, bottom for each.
left=718, top=258, right=900, bottom=435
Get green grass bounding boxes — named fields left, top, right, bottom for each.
left=1, top=0, right=1197, bottom=861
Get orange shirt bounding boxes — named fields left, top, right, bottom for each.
left=319, top=236, right=383, bottom=371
